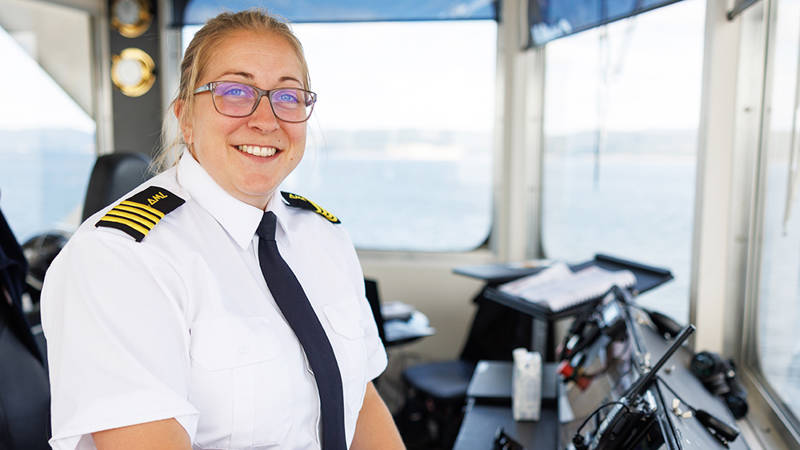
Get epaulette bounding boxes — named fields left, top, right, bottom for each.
left=96, top=186, right=185, bottom=241
left=281, top=191, right=341, bottom=224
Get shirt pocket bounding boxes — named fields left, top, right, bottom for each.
left=323, top=303, right=368, bottom=441
left=189, top=316, right=289, bottom=449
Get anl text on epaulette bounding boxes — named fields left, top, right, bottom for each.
left=280, top=191, right=341, bottom=224
left=96, top=186, right=185, bottom=241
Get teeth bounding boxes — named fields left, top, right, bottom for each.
left=237, top=145, right=277, bottom=157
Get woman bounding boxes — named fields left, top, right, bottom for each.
left=41, top=10, right=404, bottom=450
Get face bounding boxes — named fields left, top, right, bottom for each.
left=177, top=30, right=307, bottom=210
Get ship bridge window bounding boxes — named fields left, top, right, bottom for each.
left=184, top=18, right=497, bottom=252
left=0, top=1, right=96, bottom=241
left=540, top=0, right=705, bottom=323
left=751, top=0, right=800, bottom=427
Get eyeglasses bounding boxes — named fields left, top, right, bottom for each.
left=193, top=81, right=317, bottom=123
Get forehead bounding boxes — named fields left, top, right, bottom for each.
left=202, top=30, right=303, bottom=84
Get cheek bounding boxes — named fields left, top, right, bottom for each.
left=286, top=126, right=307, bottom=159
left=192, top=104, right=242, bottom=144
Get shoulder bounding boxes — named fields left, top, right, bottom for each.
left=93, top=187, right=186, bottom=243
left=279, top=191, right=357, bottom=258
left=279, top=190, right=362, bottom=269
left=42, top=176, right=194, bottom=317
left=280, top=191, right=341, bottom=225
left=78, top=170, right=191, bottom=245
left=50, top=171, right=198, bottom=277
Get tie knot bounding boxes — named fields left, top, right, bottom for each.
left=257, top=211, right=277, bottom=241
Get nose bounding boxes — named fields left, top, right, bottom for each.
left=247, top=96, right=280, bottom=132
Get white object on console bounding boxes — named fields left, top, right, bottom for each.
left=512, top=348, right=542, bottom=421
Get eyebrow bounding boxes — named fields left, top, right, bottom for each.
left=217, top=71, right=303, bottom=85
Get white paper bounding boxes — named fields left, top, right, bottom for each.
left=499, top=263, right=636, bottom=312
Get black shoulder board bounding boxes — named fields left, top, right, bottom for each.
left=280, top=191, right=341, bottom=224
left=95, top=186, right=185, bottom=242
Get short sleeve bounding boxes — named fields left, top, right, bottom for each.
left=40, top=231, right=199, bottom=450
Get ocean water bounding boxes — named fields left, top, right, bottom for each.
left=0, top=143, right=94, bottom=242
left=542, top=154, right=696, bottom=323
left=283, top=153, right=493, bottom=252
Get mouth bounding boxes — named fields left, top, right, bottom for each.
left=235, top=144, right=280, bottom=157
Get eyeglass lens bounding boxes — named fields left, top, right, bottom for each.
left=211, top=82, right=313, bottom=122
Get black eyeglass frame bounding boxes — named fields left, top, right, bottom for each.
left=193, top=81, right=317, bottom=123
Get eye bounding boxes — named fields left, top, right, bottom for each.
left=272, top=89, right=301, bottom=105
left=216, top=82, right=254, bottom=98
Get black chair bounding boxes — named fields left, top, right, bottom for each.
left=0, top=207, right=50, bottom=449
left=399, top=288, right=533, bottom=449
left=81, top=152, right=152, bottom=220
left=365, top=279, right=388, bottom=345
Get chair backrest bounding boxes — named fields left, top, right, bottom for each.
left=82, top=152, right=152, bottom=221
left=0, top=208, right=50, bottom=449
left=458, top=288, right=533, bottom=362
left=364, top=278, right=387, bottom=345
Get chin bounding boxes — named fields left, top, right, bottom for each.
left=238, top=182, right=279, bottom=202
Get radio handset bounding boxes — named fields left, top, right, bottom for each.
left=588, top=325, right=695, bottom=450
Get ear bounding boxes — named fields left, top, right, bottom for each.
left=174, top=100, right=193, bottom=145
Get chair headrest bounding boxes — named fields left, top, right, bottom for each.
left=82, top=152, right=152, bottom=221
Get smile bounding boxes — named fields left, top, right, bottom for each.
left=236, top=144, right=279, bottom=157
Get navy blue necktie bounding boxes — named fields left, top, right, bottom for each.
left=256, top=211, right=347, bottom=450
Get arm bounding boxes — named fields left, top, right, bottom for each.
left=93, top=418, right=191, bottom=450
left=350, top=382, right=405, bottom=450
left=42, top=233, right=198, bottom=447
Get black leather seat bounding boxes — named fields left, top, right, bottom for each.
left=402, top=359, right=476, bottom=402
left=81, top=152, right=152, bottom=220
left=0, top=207, right=50, bottom=449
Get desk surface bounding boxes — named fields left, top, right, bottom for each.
left=454, top=362, right=560, bottom=450
left=382, top=310, right=434, bottom=347
left=454, top=400, right=560, bottom=450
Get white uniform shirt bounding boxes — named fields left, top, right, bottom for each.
left=41, top=152, right=387, bottom=450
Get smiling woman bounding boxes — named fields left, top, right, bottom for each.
left=175, top=29, right=309, bottom=210
left=40, top=9, right=403, bottom=450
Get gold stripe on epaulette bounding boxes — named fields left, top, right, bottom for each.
left=98, top=216, right=151, bottom=235
left=106, top=209, right=157, bottom=229
left=121, top=200, right=165, bottom=218
left=113, top=204, right=161, bottom=223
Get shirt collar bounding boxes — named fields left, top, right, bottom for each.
left=177, top=151, right=291, bottom=249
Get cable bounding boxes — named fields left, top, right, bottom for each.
left=574, top=401, right=631, bottom=436
left=658, top=375, right=696, bottom=412
left=572, top=401, right=632, bottom=450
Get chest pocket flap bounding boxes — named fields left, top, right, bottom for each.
left=190, top=317, right=279, bottom=370
left=323, top=304, right=365, bottom=340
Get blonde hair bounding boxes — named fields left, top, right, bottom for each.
left=154, top=9, right=310, bottom=172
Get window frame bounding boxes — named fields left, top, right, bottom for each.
left=736, top=0, right=800, bottom=445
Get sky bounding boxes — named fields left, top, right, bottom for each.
left=0, top=26, right=95, bottom=132
left=543, top=0, right=706, bottom=134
